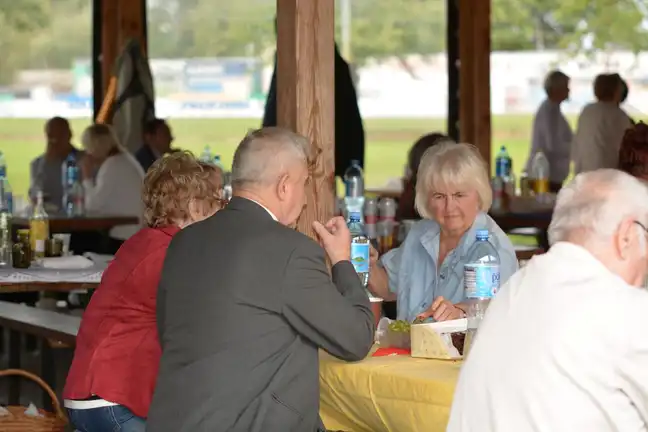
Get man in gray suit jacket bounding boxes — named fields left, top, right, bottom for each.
left=147, top=127, right=375, bottom=432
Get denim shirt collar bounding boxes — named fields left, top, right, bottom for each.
left=419, top=212, right=489, bottom=262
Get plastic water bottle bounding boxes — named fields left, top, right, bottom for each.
left=495, top=145, right=516, bottom=198
left=463, top=229, right=501, bottom=356
left=531, top=151, right=550, bottom=202
left=0, top=151, right=6, bottom=179
left=344, top=160, right=365, bottom=219
left=495, top=146, right=511, bottom=178
left=62, top=154, right=84, bottom=216
left=62, top=153, right=77, bottom=189
left=348, top=211, right=370, bottom=287
left=213, top=154, right=224, bottom=171
left=0, top=152, right=13, bottom=213
left=200, top=146, right=213, bottom=163
left=0, top=181, right=12, bottom=267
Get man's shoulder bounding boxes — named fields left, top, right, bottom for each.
left=30, top=154, right=45, bottom=168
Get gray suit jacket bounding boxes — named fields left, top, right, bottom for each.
left=147, top=197, right=375, bottom=432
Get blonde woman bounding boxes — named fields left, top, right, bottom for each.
left=80, top=124, right=145, bottom=250
left=367, top=142, right=518, bottom=322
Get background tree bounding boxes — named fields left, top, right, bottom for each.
left=0, top=0, right=647, bottom=86
left=0, top=0, right=50, bottom=84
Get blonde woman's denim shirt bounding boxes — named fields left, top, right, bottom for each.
left=380, top=212, right=519, bottom=322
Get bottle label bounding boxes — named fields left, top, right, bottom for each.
left=464, top=263, right=500, bottom=299
left=35, top=239, right=45, bottom=253
left=350, top=242, right=370, bottom=273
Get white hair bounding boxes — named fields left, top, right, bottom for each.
left=548, top=169, right=648, bottom=246
left=81, top=124, right=123, bottom=158
left=414, top=141, right=492, bottom=219
left=231, top=127, right=310, bottom=187
left=544, top=70, right=569, bottom=95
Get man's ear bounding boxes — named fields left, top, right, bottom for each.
left=276, top=173, right=290, bottom=201
left=616, top=217, right=636, bottom=260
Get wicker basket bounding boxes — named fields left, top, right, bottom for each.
left=0, top=369, right=67, bottom=431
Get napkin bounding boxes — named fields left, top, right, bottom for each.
left=37, top=255, right=95, bottom=269
left=24, top=403, right=43, bottom=417
left=83, top=252, right=114, bottom=266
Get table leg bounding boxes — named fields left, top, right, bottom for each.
left=8, top=330, right=21, bottom=405
left=40, top=340, right=54, bottom=411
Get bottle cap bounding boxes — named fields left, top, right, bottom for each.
left=475, top=229, right=489, bottom=240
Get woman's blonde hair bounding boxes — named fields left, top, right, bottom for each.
left=414, top=141, right=492, bottom=219
left=142, top=151, right=224, bottom=227
left=81, top=124, right=122, bottom=158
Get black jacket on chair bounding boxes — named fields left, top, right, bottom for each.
left=147, top=197, right=375, bottom=432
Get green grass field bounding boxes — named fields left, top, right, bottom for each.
left=0, top=114, right=628, bottom=198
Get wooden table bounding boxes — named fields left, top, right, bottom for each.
left=0, top=281, right=98, bottom=294
left=489, top=210, right=552, bottom=232
left=12, top=214, right=139, bottom=233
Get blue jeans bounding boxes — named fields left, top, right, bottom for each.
left=67, top=405, right=146, bottom=432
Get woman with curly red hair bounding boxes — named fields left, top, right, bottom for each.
left=63, top=151, right=223, bottom=432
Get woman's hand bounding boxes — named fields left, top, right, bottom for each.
left=416, top=296, right=465, bottom=322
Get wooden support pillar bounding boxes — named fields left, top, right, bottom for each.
left=94, top=0, right=147, bottom=116
left=117, top=0, right=147, bottom=56
left=458, top=0, right=492, bottom=168
left=101, top=0, right=119, bottom=95
left=276, top=0, right=335, bottom=239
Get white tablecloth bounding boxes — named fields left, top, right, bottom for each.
left=0, top=265, right=106, bottom=284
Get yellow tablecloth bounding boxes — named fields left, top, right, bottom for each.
left=319, top=351, right=461, bottom=432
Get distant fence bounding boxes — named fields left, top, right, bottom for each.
left=2, top=50, right=648, bottom=119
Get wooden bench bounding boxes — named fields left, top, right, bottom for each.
left=0, top=301, right=80, bottom=409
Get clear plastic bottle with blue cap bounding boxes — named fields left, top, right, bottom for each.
left=0, top=151, right=13, bottom=213
left=199, top=146, right=213, bottom=163
left=343, top=160, right=365, bottom=220
left=463, top=229, right=501, bottom=356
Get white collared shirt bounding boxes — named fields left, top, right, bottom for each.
left=448, top=242, right=648, bottom=432
left=524, top=99, right=573, bottom=183
left=247, top=198, right=278, bottom=221
left=572, top=101, right=632, bottom=174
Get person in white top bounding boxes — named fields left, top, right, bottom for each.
left=572, top=74, right=632, bottom=174
left=524, top=70, right=573, bottom=192
left=80, top=124, right=145, bottom=248
left=448, top=169, right=648, bottom=432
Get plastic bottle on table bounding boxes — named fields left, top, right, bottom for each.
left=347, top=211, right=370, bottom=288
left=343, top=160, right=365, bottom=220
left=463, top=229, right=500, bottom=356
left=531, top=151, right=550, bottom=202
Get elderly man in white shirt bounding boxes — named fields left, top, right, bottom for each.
left=448, top=169, right=648, bottom=432
left=572, top=74, right=633, bottom=175
left=525, top=70, right=573, bottom=192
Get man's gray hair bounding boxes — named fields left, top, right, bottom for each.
left=544, top=70, right=569, bottom=95
left=231, top=127, right=310, bottom=187
left=548, top=169, right=648, bottom=246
